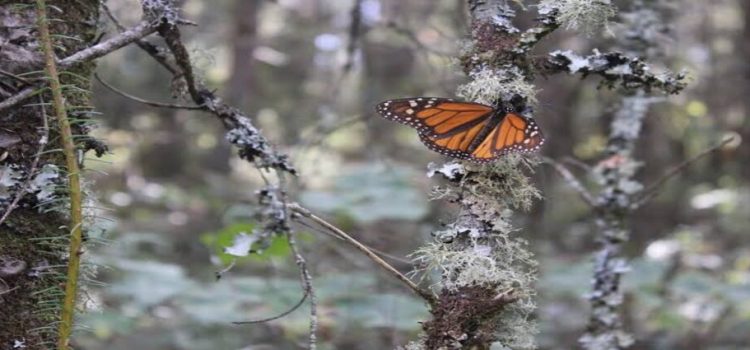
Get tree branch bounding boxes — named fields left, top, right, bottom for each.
left=632, top=137, right=734, bottom=209
left=0, top=19, right=161, bottom=113
left=101, top=3, right=178, bottom=74
left=288, top=203, right=437, bottom=306
left=154, top=23, right=295, bottom=174
left=284, top=231, right=317, bottom=350
left=232, top=289, right=308, bottom=325
left=541, top=50, right=687, bottom=94
left=543, top=156, right=598, bottom=208
left=59, top=20, right=158, bottom=68
left=94, top=73, right=203, bottom=110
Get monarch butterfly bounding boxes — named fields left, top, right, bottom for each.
left=375, top=97, right=545, bottom=162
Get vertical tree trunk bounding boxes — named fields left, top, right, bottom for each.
left=741, top=0, right=750, bottom=177
left=227, top=0, right=262, bottom=111
left=0, top=0, right=99, bottom=347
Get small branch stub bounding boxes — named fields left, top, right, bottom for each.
left=423, top=286, right=518, bottom=349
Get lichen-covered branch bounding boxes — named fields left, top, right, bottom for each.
left=154, top=22, right=295, bottom=174
left=405, top=2, right=553, bottom=348
left=285, top=230, right=318, bottom=349
left=578, top=1, right=680, bottom=349
left=416, top=158, right=540, bottom=349
left=543, top=50, right=686, bottom=94
left=515, top=7, right=559, bottom=54
left=401, top=0, right=688, bottom=349
left=581, top=95, right=655, bottom=350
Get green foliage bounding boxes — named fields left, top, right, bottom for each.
left=199, top=222, right=294, bottom=265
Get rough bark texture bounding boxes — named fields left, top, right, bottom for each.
left=226, top=0, right=261, bottom=111
left=0, top=0, right=99, bottom=347
left=423, top=286, right=516, bottom=349
left=742, top=0, right=750, bottom=178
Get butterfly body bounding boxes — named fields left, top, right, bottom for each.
left=376, top=97, right=544, bottom=162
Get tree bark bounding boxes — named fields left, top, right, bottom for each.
left=227, top=0, right=262, bottom=111
left=741, top=0, right=750, bottom=176
left=0, top=0, right=99, bottom=347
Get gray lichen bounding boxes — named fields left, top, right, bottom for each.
left=457, top=67, right=538, bottom=106
left=579, top=1, right=683, bottom=349
left=221, top=110, right=296, bottom=174
left=417, top=155, right=540, bottom=348
left=540, top=0, right=616, bottom=36
left=548, top=50, right=686, bottom=94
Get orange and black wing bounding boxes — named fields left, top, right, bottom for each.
left=375, top=98, right=494, bottom=137
left=469, top=112, right=545, bottom=162
left=417, top=117, right=494, bottom=160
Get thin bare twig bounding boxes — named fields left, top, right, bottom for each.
left=214, top=259, right=236, bottom=280
left=232, top=285, right=309, bottom=325
left=383, top=20, right=453, bottom=56
left=293, top=115, right=364, bottom=165
left=288, top=203, right=437, bottom=306
left=0, top=86, right=37, bottom=112
left=94, top=73, right=203, bottom=110
left=101, top=3, right=178, bottom=75
left=632, top=137, right=734, bottom=209
left=0, top=69, right=32, bottom=86
left=286, top=231, right=317, bottom=350
left=59, top=20, right=158, bottom=68
left=0, top=97, right=49, bottom=226
left=0, top=20, right=161, bottom=113
left=562, top=156, right=593, bottom=173
left=543, top=156, right=598, bottom=208
left=0, top=286, right=20, bottom=296
left=293, top=217, right=413, bottom=265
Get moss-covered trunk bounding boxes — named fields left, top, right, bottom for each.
left=0, top=0, right=99, bottom=347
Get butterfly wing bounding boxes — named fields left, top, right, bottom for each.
left=418, top=117, right=494, bottom=160
left=375, top=98, right=494, bottom=137
left=377, top=97, right=544, bottom=162
left=469, top=112, right=545, bottom=161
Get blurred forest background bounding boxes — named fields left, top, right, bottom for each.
left=75, top=0, right=749, bottom=349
